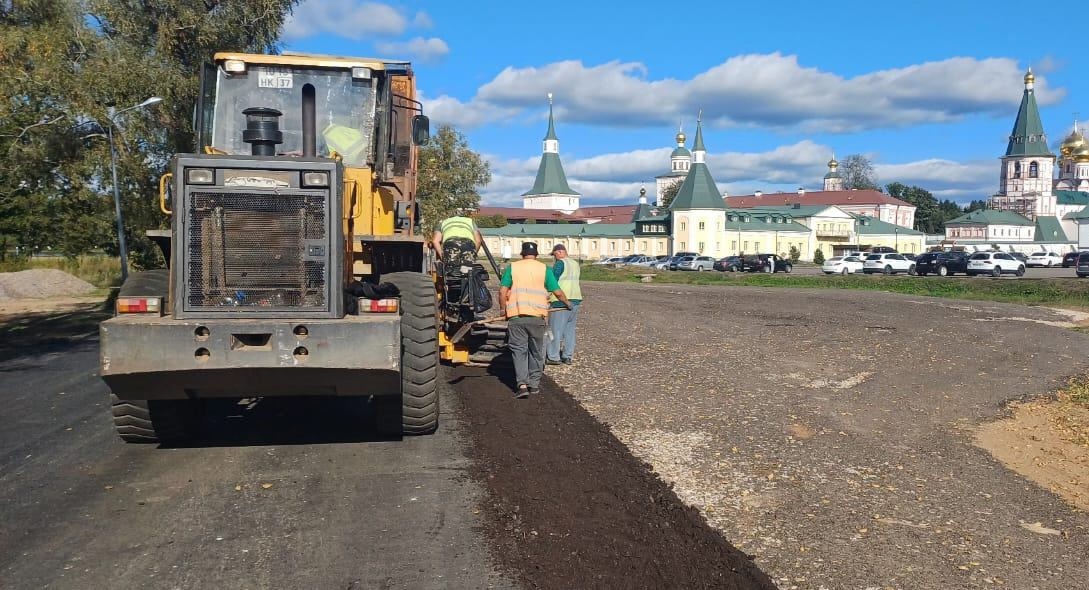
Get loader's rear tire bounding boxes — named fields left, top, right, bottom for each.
left=382, top=271, right=439, bottom=435
left=111, top=393, right=199, bottom=443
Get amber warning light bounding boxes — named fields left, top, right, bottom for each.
left=116, top=296, right=163, bottom=316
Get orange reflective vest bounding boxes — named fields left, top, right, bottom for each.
left=505, top=259, right=550, bottom=318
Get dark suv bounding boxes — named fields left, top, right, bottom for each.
left=1064, top=251, right=1088, bottom=267
left=914, top=251, right=969, bottom=276
left=714, top=256, right=742, bottom=272
left=741, top=254, right=792, bottom=273
left=1077, top=252, right=1089, bottom=278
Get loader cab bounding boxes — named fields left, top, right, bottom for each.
left=194, top=52, right=428, bottom=180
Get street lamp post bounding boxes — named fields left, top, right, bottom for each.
left=895, top=227, right=899, bottom=252
left=102, top=97, right=163, bottom=282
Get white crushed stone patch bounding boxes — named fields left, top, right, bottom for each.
left=0, top=269, right=96, bottom=299
left=974, top=316, right=1078, bottom=329
left=805, top=371, right=874, bottom=390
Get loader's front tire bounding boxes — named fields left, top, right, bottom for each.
left=111, top=394, right=199, bottom=443
left=382, top=272, right=439, bottom=435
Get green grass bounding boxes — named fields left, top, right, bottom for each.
left=579, top=264, right=1089, bottom=309
left=0, top=256, right=123, bottom=289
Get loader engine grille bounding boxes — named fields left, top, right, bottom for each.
left=185, top=191, right=328, bottom=312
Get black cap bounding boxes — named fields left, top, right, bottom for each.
left=520, top=242, right=539, bottom=256
left=551, top=243, right=566, bottom=253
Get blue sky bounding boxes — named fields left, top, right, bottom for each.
left=283, top=0, right=1082, bottom=206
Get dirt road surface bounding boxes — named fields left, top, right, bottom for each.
left=549, top=282, right=1089, bottom=589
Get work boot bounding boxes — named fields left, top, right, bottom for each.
left=545, top=358, right=561, bottom=366
left=515, top=384, right=529, bottom=399
left=562, top=358, right=573, bottom=365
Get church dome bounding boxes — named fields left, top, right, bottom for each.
left=671, top=145, right=691, bottom=158
left=1073, top=144, right=1089, bottom=163
left=1061, top=128, right=1087, bottom=157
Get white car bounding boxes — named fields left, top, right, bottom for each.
left=1026, top=251, right=1062, bottom=267
left=966, top=251, right=1025, bottom=276
left=822, top=256, right=865, bottom=275
left=862, top=253, right=915, bottom=275
left=594, top=257, right=625, bottom=265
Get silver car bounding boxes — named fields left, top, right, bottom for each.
left=677, top=255, right=716, bottom=271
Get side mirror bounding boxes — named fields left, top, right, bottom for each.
left=412, top=115, right=430, bottom=145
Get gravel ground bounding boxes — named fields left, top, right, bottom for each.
left=0, top=269, right=96, bottom=299
left=547, top=282, right=1089, bottom=590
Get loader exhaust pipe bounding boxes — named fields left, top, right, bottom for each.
left=302, top=84, right=316, bottom=158
left=241, top=107, right=283, bottom=156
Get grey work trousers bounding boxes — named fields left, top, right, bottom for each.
left=507, top=316, right=547, bottom=389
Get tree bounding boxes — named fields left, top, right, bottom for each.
left=1, top=0, right=300, bottom=266
left=840, top=154, right=879, bottom=190
left=813, top=248, right=825, bottom=264
left=660, top=179, right=682, bottom=208
left=964, top=199, right=989, bottom=213
left=788, top=245, right=800, bottom=263
left=474, top=214, right=508, bottom=228
left=417, top=125, right=491, bottom=231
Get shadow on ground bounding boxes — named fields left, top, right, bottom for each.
left=0, top=303, right=111, bottom=364
left=164, top=396, right=400, bottom=448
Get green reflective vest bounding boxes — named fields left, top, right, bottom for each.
left=440, top=216, right=476, bottom=241
left=551, top=258, right=582, bottom=302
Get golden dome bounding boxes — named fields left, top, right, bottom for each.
left=1024, top=68, right=1035, bottom=85
left=676, top=131, right=686, bottom=145
left=1074, top=144, right=1089, bottom=163
left=1061, top=124, right=1086, bottom=157
left=827, top=156, right=839, bottom=168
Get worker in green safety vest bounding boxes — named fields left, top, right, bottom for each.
left=430, top=212, right=483, bottom=267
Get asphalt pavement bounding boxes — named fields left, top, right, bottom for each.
left=0, top=310, right=511, bottom=590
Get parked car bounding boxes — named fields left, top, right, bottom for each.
left=669, top=256, right=694, bottom=270
left=713, top=256, right=743, bottom=272
left=1078, top=252, right=1089, bottom=277
left=1009, top=252, right=1028, bottom=263
left=868, top=246, right=898, bottom=254
left=673, top=251, right=700, bottom=258
left=652, top=256, right=680, bottom=270
left=966, top=251, right=1025, bottom=276
left=900, top=253, right=917, bottom=261
left=822, top=256, right=864, bottom=275
left=1063, top=251, right=1089, bottom=267
left=677, top=255, right=716, bottom=271
left=594, top=257, right=625, bottom=265
left=914, top=251, right=969, bottom=276
left=741, top=254, right=793, bottom=273
left=840, top=250, right=864, bottom=259
left=624, top=255, right=655, bottom=266
left=1026, top=251, right=1063, bottom=267
left=862, top=253, right=914, bottom=275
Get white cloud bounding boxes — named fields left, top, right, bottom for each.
left=412, top=11, right=434, bottom=28
left=480, top=143, right=997, bottom=206
left=375, top=37, right=450, bottom=62
left=427, top=54, right=1064, bottom=132
left=284, top=0, right=407, bottom=40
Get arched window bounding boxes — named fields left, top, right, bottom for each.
left=1029, top=161, right=1039, bottom=178
left=1013, top=162, right=1022, bottom=178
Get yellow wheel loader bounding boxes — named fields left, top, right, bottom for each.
left=99, top=52, right=505, bottom=443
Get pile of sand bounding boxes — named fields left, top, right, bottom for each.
left=0, top=269, right=97, bottom=299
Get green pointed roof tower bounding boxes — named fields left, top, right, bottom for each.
left=669, top=113, right=726, bottom=210
left=522, top=93, right=580, bottom=206
left=1006, top=68, right=1052, bottom=157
